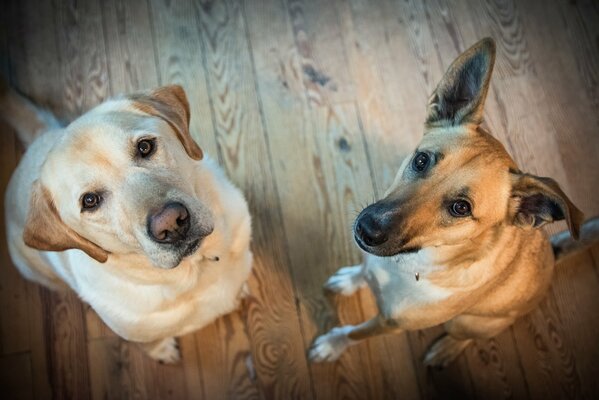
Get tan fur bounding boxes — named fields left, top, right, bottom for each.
left=309, top=38, right=587, bottom=366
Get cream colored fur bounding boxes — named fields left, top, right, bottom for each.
left=3, top=85, right=252, bottom=363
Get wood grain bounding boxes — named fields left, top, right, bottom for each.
left=1, top=0, right=598, bottom=399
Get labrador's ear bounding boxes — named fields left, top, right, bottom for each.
left=129, top=85, right=203, bottom=160
left=509, top=173, right=584, bottom=239
left=426, top=38, right=496, bottom=128
left=23, top=181, right=109, bottom=263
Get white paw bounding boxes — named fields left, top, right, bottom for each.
left=238, top=282, right=251, bottom=299
left=144, top=337, right=181, bottom=364
left=309, top=326, right=356, bottom=362
left=323, top=266, right=366, bottom=296
left=423, top=335, right=472, bottom=368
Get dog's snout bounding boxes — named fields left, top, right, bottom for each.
left=148, top=202, right=190, bottom=244
left=355, top=214, right=388, bottom=247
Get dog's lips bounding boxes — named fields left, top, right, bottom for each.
left=182, top=238, right=201, bottom=258
left=354, top=233, right=419, bottom=257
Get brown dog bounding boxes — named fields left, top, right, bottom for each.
left=309, top=38, right=599, bottom=367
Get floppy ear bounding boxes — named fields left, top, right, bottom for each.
left=426, top=37, right=496, bottom=128
left=23, top=181, right=109, bottom=263
left=509, top=173, right=584, bottom=239
left=129, top=85, right=203, bottom=160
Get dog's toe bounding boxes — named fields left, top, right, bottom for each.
left=423, top=335, right=472, bottom=368
left=144, top=337, right=181, bottom=364
left=323, top=266, right=365, bottom=296
left=308, top=326, right=355, bottom=362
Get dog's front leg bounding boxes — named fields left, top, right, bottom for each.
left=308, top=314, right=401, bottom=362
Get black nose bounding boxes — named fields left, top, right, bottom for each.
left=355, top=214, right=388, bottom=247
left=147, top=202, right=190, bottom=244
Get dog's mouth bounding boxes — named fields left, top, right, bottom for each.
left=354, top=232, right=419, bottom=257
left=181, top=237, right=201, bottom=258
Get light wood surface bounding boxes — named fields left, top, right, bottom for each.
left=1, top=0, right=598, bottom=399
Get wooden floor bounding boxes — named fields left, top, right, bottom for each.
left=1, top=0, right=598, bottom=399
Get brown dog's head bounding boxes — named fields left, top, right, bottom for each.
left=354, top=38, right=583, bottom=257
left=23, top=85, right=215, bottom=268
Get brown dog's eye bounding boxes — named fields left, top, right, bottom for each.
left=82, top=193, right=101, bottom=210
left=412, top=152, right=430, bottom=172
left=137, top=139, right=155, bottom=158
left=450, top=200, right=471, bottom=217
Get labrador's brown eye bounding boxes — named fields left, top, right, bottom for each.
left=137, top=139, right=155, bottom=158
left=82, top=193, right=101, bottom=210
left=450, top=200, right=472, bottom=217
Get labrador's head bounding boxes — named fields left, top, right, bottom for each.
left=23, top=85, right=215, bottom=269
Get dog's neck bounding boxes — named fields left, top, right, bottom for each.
left=410, top=224, right=531, bottom=287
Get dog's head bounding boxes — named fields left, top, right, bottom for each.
left=23, top=85, right=215, bottom=268
left=354, top=38, right=584, bottom=257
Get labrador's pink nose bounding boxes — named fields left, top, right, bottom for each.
left=147, top=202, right=190, bottom=243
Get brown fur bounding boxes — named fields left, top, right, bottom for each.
left=23, top=181, right=109, bottom=263
left=130, top=85, right=203, bottom=161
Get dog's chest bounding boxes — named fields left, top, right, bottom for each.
left=363, top=251, right=452, bottom=320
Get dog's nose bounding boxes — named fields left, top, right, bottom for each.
left=148, top=202, right=190, bottom=244
left=355, top=214, right=388, bottom=247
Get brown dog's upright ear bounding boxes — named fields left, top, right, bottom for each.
left=23, top=181, right=109, bottom=263
left=130, top=85, right=203, bottom=160
left=509, top=173, right=584, bottom=239
left=426, top=38, right=496, bottom=128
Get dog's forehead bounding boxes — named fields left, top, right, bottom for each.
left=420, top=125, right=516, bottom=168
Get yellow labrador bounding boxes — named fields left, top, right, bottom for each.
left=309, top=38, right=599, bottom=366
left=2, top=84, right=252, bottom=363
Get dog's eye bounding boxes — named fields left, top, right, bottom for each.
left=137, top=139, right=156, bottom=158
left=412, top=152, right=430, bottom=172
left=449, top=200, right=472, bottom=217
left=82, top=193, right=101, bottom=210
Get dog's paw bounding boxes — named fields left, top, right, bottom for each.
left=143, top=337, right=181, bottom=364
left=323, top=266, right=365, bottom=296
left=308, top=326, right=356, bottom=362
left=423, top=335, right=472, bottom=369
left=238, top=282, right=251, bottom=300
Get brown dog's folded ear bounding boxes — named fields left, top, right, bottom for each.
left=426, top=37, right=496, bottom=128
left=129, top=85, right=203, bottom=160
left=509, top=173, right=584, bottom=239
left=23, top=181, right=109, bottom=263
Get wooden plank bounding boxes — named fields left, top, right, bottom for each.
left=88, top=337, right=149, bottom=400
left=0, top=116, right=29, bottom=357
left=40, top=288, right=91, bottom=400
left=338, top=0, right=431, bottom=194
left=0, top=1, right=36, bottom=359
left=517, top=0, right=599, bottom=217
left=191, top=310, right=262, bottom=399
left=0, top=352, right=33, bottom=400
left=25, top=285, right=53, bottom=400
left=52, top=0, right=110, bottom=118
left=100, top=0, right=159, bottom=94
left=550, top=246, right=599, bottom=399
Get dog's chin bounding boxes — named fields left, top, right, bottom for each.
left=354, top=234, right=419, bottom=257
left=146, top=237, right=204, bottom=270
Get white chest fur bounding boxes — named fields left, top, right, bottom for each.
left=363, top=250, right=452, bottom=320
